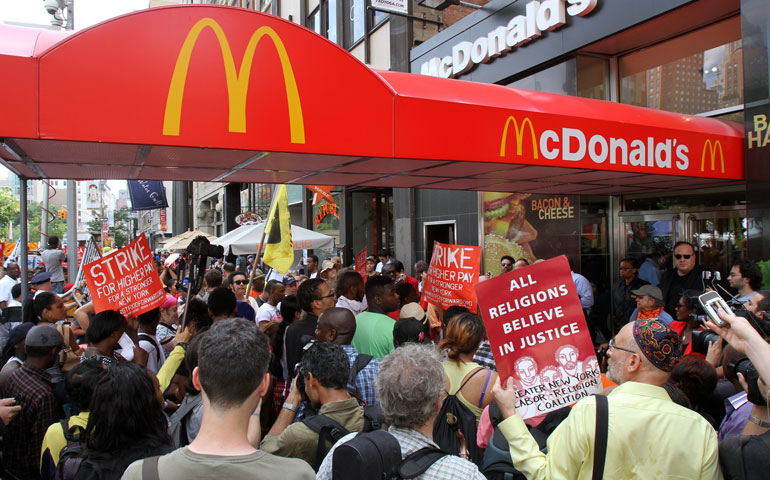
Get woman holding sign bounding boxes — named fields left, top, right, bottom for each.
left=440, top=313, right=498, bottom=423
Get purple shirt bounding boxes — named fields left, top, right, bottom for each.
left=718, top=391, right=753, bottom=442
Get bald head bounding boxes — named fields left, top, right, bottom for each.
left=315, top=307, right=357, bottom=345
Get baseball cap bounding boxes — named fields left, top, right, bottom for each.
left=26, top=325, right=64, bottom=348
left=320, top=260, right=336, bottom=273
left=393, top=318, right=427, bottom=347
left=160, top=294, right=178, bottom=309
left=399, top=302, right=426, bottom=322
left=30, top=272, right=52, bottom=285
left=631, top=284, right=664, bottom=302
left=282, top=276, right=297, bottom=286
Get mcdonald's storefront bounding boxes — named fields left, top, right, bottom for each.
left=404, top=0, right=770, bottom=319
left=0, top=3, right=759, bottom=322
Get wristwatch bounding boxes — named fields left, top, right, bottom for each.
left=176, top=342, right=189, bottom=350
left=282, top=402, right=298, bottom=412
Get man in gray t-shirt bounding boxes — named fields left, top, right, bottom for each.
left=122, top=319, right=314, bottom=480
left=41, top=236, right=66, bottom=294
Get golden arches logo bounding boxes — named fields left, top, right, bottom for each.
left=500, top=116, right=539, bottom=158
left=163, top=18, right=305, bottom=144
left=701, top=139, right=724, bottom=173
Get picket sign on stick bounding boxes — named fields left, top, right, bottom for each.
left=355, top=248, right=367, bottom=279
left=421, top=241, right=481, bottom=313
left=84, top=235, right=166, bottom=317
left=474, top=255, right=602, bottom=419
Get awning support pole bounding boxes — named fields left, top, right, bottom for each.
left=19, top=177, right=28, bottom=300
left=67, top=180, right=78, bottom=283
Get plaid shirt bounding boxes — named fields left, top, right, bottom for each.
left=473, top=340, right=497, bottom=371
left=317, top=426, right=486, bottom=480
left=3, top=363, right=61, bottom=480
left=340, top=344, right=380, bottom=406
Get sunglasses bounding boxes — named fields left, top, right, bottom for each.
left=233, top=280, right=248, bottom=285
left=316, top=293, right=335, bottom=300
left=501, top=263, right=512, bottom=267
left=674, top=254, right=692, bottom=260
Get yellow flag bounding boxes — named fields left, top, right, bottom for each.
left=263, top=185, right=293, bottom=274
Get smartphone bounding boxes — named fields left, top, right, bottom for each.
left=698, top=291, right=731, bottom=327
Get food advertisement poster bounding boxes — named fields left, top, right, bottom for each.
left=474, top=255, right=601, bottom=419
left=482, top=192, right=579, bottom=275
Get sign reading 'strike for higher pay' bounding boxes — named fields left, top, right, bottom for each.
left=422, top=241, right=481, bottom=313
left=474, top=255, right=601, bottom=419
left=84, top=235, right=166, bottom=317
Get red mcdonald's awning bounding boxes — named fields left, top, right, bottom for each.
left=0, top=5, right=744, bottom=195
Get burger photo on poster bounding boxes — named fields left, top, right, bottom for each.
left=482, top=192, right=538, bottom=274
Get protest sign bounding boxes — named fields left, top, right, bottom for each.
left=83, top=235, right=166, bottom=317
left=422, top=241, right=480, bottom=313
left=474, top=255, right=601, bottom=419
left=355, top=248, right=367, bottom=278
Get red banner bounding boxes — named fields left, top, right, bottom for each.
left=355, top=248, right=367, bottom=279
left=307, top=185, right=335, bottom=205
left=474, top=255, right=601, bottom=419
left=84, top=235, right=166, bottom=317
left=421, top=241, right=480, bottom=313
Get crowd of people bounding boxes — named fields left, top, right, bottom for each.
left=0, top=240, right=766, bottom=479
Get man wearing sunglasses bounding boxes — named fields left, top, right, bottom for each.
left=660, top=241, right=706, bottom=319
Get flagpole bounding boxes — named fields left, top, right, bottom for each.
left=246, top=184, right=278, bottom=297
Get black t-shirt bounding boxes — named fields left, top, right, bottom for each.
left=284, top=314, right=318, bottom=379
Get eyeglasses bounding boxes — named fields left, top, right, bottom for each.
left=316, top=293, right=335, bottom=300
left=501, top=263, right=512, bottom=267
left=233, top=280, right=248, bottom=285
left=608, top=339, right=636, bottom=355
left=674, top=254, right=692, bottom=260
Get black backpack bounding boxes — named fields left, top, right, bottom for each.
left=53, top=420, right=85, bottom=480
left=301, top=404, right=385, bottom=469
left=480, top=403, right=547, bottom=480
left=347, top=353, right=373, bottom=401
left=332, top=429, right=449, bottom=480
left=433, top=367, right=483, bottom=464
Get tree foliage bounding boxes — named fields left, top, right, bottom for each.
left=0, top=188, right=20, bottom=239
left=10, top=202, right=66, bottom=244
left=87, top=206, right=132, bottom=248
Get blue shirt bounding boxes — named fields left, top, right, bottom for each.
left=638, top=257, right=662, bottom=286
left=340, top=344, right=380, bottom=406
left=571, top=272, right=594, bottom=311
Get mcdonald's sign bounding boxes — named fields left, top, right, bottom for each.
left=701, top=139, right=725, bottom=174
left=500, top=116, right=539, bottom=158
left=163, top=18, right=306, bottom=144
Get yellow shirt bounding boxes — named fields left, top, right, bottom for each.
left=498, top=381, right=722, bottom=480
left=443, top=360, right=486, bottom=424
left=157, top=344, right=186, bottom=393
left=40, top=411, right=90, bottom=476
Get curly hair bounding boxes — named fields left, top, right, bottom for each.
left=299, top=342, right=349, bottom=390
left=85, top=362, right=170, bottom=453
left=65, top=360, right=105, bottom=412
left=439, top=312, right=485, bottom=361
left=376, top=344, right=444, bottom=428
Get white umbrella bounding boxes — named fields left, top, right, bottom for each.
left=212, top=222, right=335, bottom=255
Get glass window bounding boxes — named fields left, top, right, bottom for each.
left=508, top=59, right=577, bottom=95
left=620, top=16, right=742, bottom=115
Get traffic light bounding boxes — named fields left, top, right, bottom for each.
left=57, top=208, right=67, bottom=219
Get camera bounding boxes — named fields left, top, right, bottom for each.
left=690, top=329, right=721, bottom=355
left=730, top=357, right=768, bottom=407
left=186, top=236, right=224, bottom=258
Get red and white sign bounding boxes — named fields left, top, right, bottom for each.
left=355, top=248, right=367, bottom=279
left=422, top=241, right=480, bottom=313
left=474, top=255, right=601, bottom=419
left=84, top=235, right=166, bottom=317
